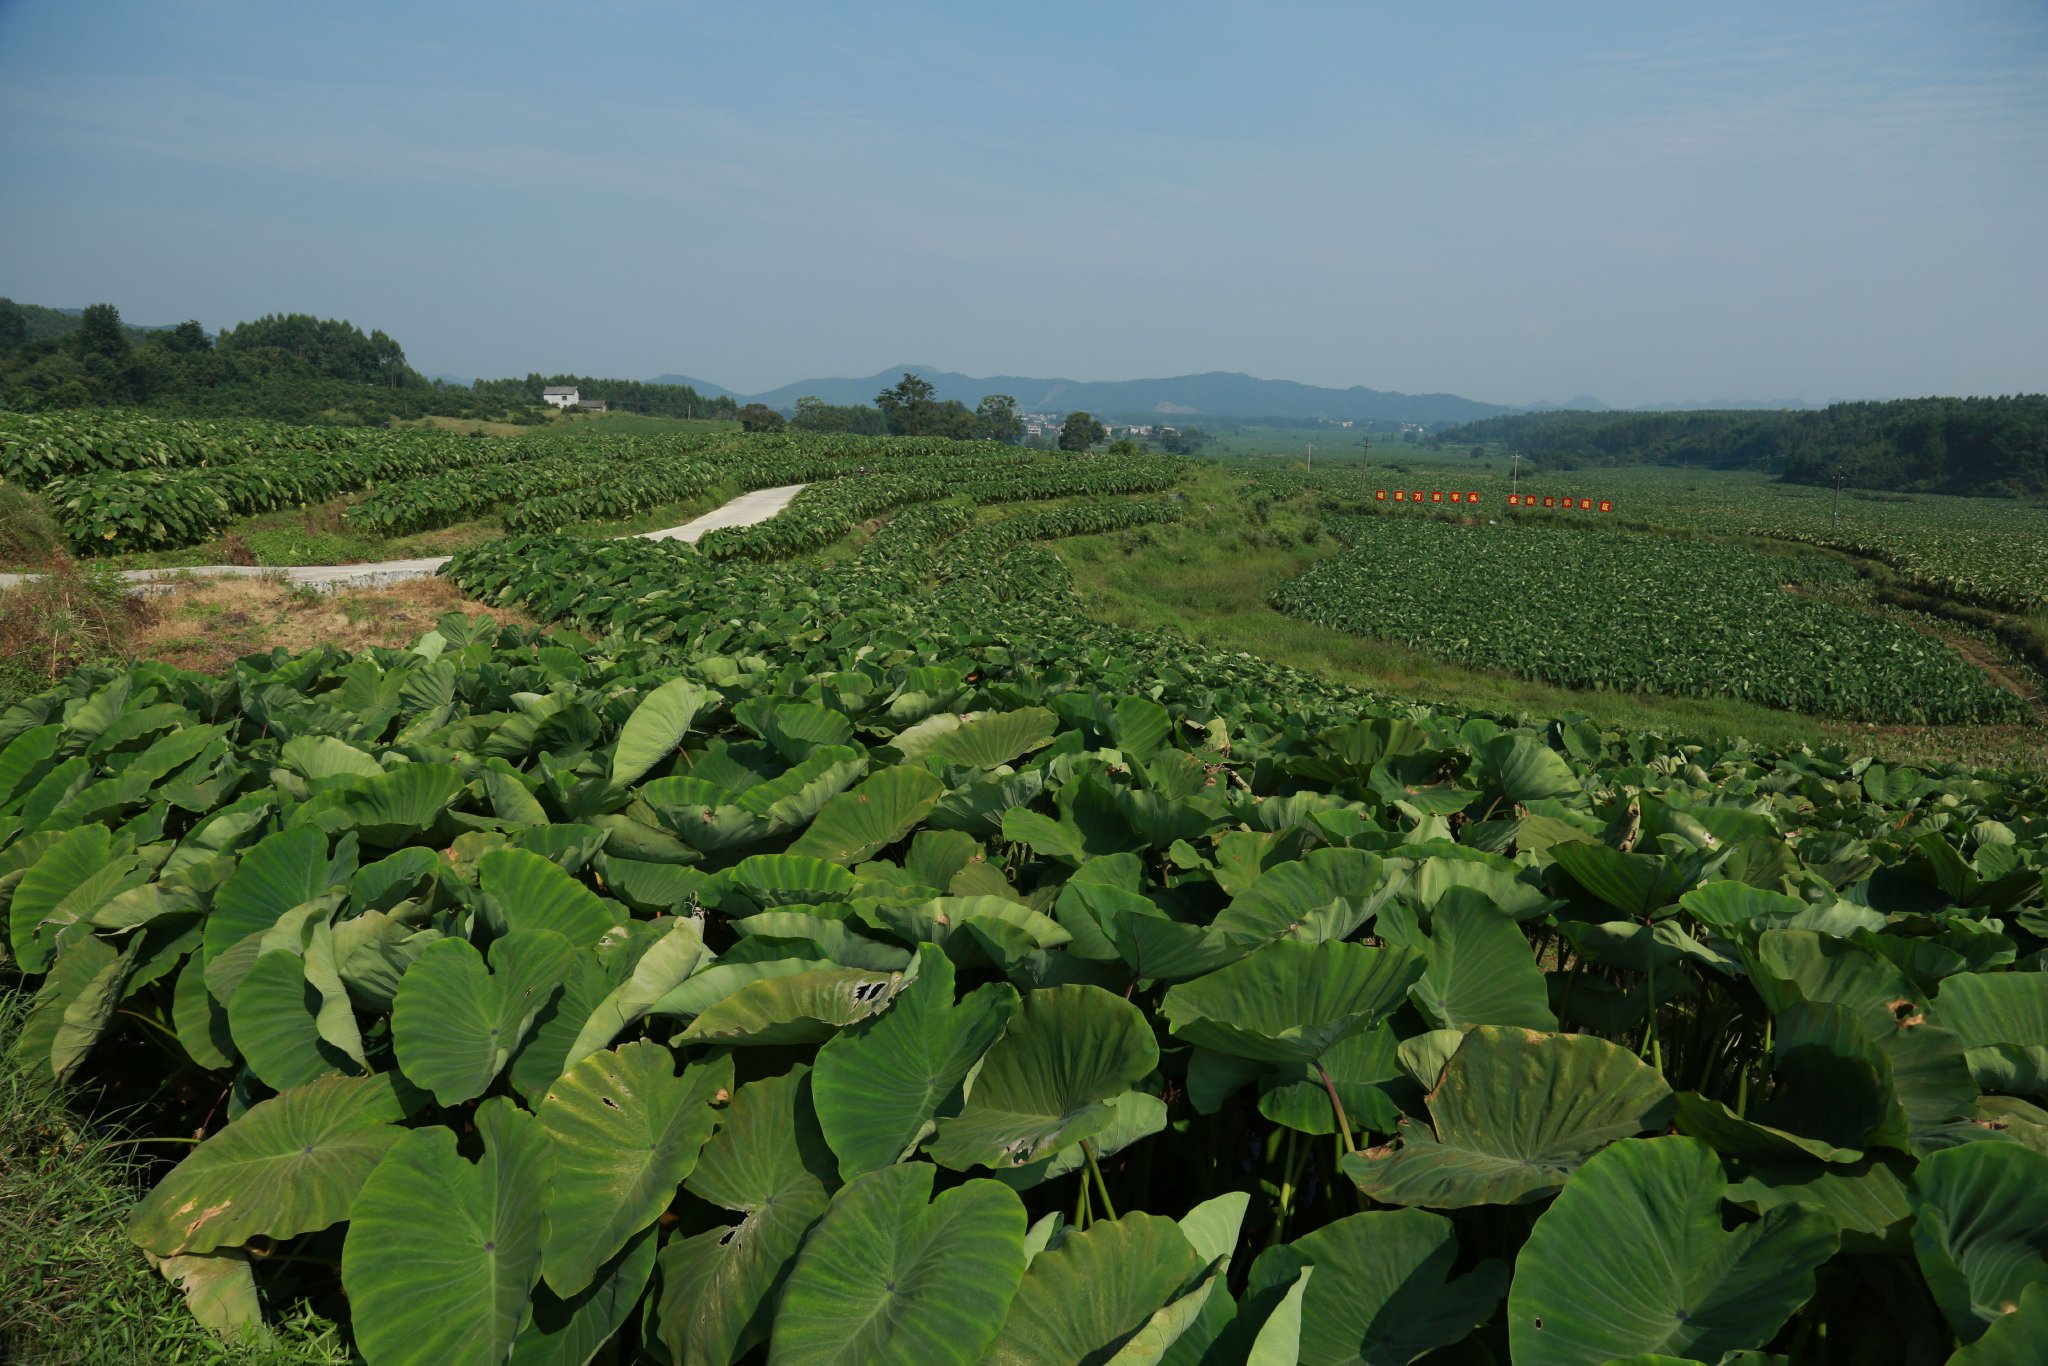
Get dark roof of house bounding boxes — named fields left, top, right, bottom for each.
left=542, top=385, right=579, bottom=396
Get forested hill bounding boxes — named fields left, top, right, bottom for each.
left=0, top=300, right=735, bottom=427
left=1436, top=396, right=2048, bottom=498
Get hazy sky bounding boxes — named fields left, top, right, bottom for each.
left=2, top=1, right=2043, bottom=406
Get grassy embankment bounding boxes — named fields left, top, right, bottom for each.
left=1053, top=463, right=2046, bottom=771
left=0, top=989, right=349, bottom=1364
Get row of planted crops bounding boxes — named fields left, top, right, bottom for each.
left=1252, top=460, right=2048, bottom=616
left=5, top=429, right=2048, bottom=1363
left=1266, top=514, right=2033, bottom=726
left=0, top=408, right=1190, bottom=557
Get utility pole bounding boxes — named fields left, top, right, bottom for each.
left=1832, top=470, right=1844, bottom=530
left=1362, top=436, right=1370, bottom=492
left=1511, top=450, right=1522, bottom=501
left=1306, top=442, right=1313, bottom=472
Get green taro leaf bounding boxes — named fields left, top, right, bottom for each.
left=1345, top=1026, right=1674, bottom=1208
left=479, top=847, right=619, bottom=948
left=1910, top=1141, right=2048, bottom=1344
left=1160, top=938, right=1424, bottom=1065
left=1507, top=1136, right=1837, bottom=1366
left=128, top=1071, right=418, bottom=1256
left=560, top=916, right=708, bottom=1069
left=10, top=823, right=148, bottom=972
left=1409, top=893, right=1559, bottom=1031
left=785, top=765, right=944, bottom=865
left=391, top=930, right=577, bottom=1106
left=229, top=948, right=363, bottom=1092
left=813, top=945, right=1019, bottom=1178
left=929, top=983, right=1158, bottom=1170
left=510, top=1227, right=656, bottom=1366
left=682, top=965, right=907, bottom=1048
left=612, top=678, right=718, bottom=786
left=342, top=1099, right=554, bottom=1366
left=656, top=1067, right=838, bottom=1365
left=893, top=707, right=1060, bottom=768
left=983, top=1212, right=1204, bottom=1366
left=1245, top=1208, right=1507, bottom=1366
left=536, top=1040, right=729, bottom=1298
left=326, top=761, right=463, bottom=846
left=1210, top=848, right=1394, bottom=950
left=768, top=1162, right=1026, bottom=1366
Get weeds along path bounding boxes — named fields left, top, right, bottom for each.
left=0, top=483, right=808, bottom=595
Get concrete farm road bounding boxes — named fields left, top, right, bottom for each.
left=0, top=484, right=807, bottom=594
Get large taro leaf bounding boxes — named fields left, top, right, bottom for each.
left=342, top=1099, right=553, bottom=1366
left=228, top=944, right=365, bottom=1092
left=1409, top=891, right=1558, bottom=1031
left=511, top=1226, right=656, bottom=1366
left=1945, top=1284, right=2048, bottom=1366
left=656, top=1067, right=838, bottom=1365
left=1751, top=929, right=1978, bottom=1144
left=1910, top=1142, right=2048, bottom=1344
left=1725, top=1154, right=1914, bottom=1253
left=891, top=707, right=1060, bottom=769
left=611, top=678, right=718, bottom=787
left=768, top=1162, right=1026, bottom=1366
left=993, top=1091, right=1169, bottom=1193
left=203, top=826, right=355, bottom=979
left=19, top=929, right=141, bottom=1081
left=559, top=916, right=708, bottom=1069
left=982, top=1212, right=1204, bottom=1366
left=1477, top=734, right=1582, bottom=804
left=733, top=698, right=856, bottom=763
left=1243, top=1208, right=1506, bottom=1366
left=928, top=983, right=1157, bottom=1170
left=812, top=945, right=1019, bottom=1178
left=152, top=1248, right=269, bottom=1350
left=1932, top=972, right=2048, bottom=1093
left=1507, top=1136, right=1837, bottom=1366
left=1257, top=1025, right=1403, bottom=1139
left=785, top=765, right=944, bottom=865
left=172, top=952, right=236, bottom=1071
left=10, top=822, right=149, bottom=972
left=322, top=762, right=463, bottom=847
left=1549, top=841, right=1717, bottom=917
left=390, top=930, right=577, bottom=1106
left=537, top=1040, right=730, bottom=1298
left=681, top=965, right=907, bottom=1047
left=1209, top=847, right=1394, bottom=950
left=1159, top=939, right=1423, bottom=1066
left=128, top=1071, right=418, bottom=1256
left=479, top=847, right=619, bottom=948
left=1345, top=1026, right=1674, bottom=1208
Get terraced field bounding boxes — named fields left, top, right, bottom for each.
left=1270, top=515, right=2031, bottom=725
left=4, top=423, right=2048, bottom=1364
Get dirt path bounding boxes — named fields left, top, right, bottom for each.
left=0, top=484, right=806, bottom=595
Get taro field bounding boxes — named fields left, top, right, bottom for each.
left=3, top=420, right=2048, bottom=1365
left=1268, top=514, right=2033, bottom=726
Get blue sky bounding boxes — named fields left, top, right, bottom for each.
left=1, top=1, right=2043, bottom=405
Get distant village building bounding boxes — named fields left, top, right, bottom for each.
left=542, top=386, right=607, bottom=412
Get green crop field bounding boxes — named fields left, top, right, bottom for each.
left=3, top=418, right=2047, bottom=1364
left=1270, top=515, right=2029, bottom=725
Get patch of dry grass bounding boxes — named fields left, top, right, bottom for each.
left=133, top=575, right=533, bottom=674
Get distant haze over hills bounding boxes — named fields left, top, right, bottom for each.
left=648, top=366, right=1515, bottom=425
left=649, top=366, right=1824, bottom=423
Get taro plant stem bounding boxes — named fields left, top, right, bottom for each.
left=1081, top=1139, right=1118, bottom=1223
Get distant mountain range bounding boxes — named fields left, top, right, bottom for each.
left=648, top=366, right=1516, bottom=425
left=650, top=366, right=1823, bottom=423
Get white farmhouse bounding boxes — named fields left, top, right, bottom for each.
left=542, top=386, right=580, bottom=409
